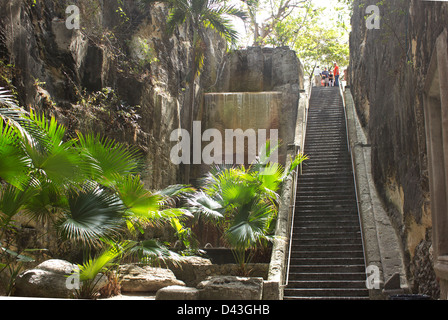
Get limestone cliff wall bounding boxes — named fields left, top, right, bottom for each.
left=349, top=0, right=448, bottom=298
left=0, top=0, right=226, bottom=189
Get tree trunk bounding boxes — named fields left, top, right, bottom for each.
left=184, top=29, right=198, bottom=184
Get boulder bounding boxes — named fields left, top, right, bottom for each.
left=197, top=276, right=263, bottom=300
left=119, top=264, right=185, bottom=293
left=14, top=259, right=107, bottom=299
left=15, top=259, right=76, bottom=298
left=155, top=285, right=199, bottom=300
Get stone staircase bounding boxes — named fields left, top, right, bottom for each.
left=284, top=87, right=370, bottom=300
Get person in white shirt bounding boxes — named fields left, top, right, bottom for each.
left=314, top=66, right=322, bottom=87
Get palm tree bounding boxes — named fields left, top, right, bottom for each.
left=0, top=88, right=193, bottom=291
left=163, top=0, right=247, bottom=182
left=186, top=144, right=307, bottom=274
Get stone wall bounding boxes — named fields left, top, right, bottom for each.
left=0, top=0, right=226, bottom=190
left=216, top=46, right=304, bottom=150
left=0, top=0, right=226, bottom=264
left=189, top=46, right=304, bottom=181
left=349, top=0, right=448, bottom=298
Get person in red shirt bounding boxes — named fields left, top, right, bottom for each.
left=334, top=63, right=340, bottom=87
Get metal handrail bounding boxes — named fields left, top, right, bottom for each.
left=283, top=89, right=309, bottom=288
left=283, top=156, right=300, bottom=287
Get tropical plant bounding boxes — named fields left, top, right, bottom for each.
left=69, top=240, right=131, bottom=299
left=163, top=0, right=246, bottom=77
left=0, top=87, right=193, bottom=296
left=148, top=0, right=247, bottom=181
left=185, top=143, right=307, bottom=274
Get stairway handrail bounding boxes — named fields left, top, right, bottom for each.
left=284, top=153, right=300, bottom=288
left=283, top=88, right=309, bottom=288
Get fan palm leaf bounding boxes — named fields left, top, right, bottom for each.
left=113, top=175, right=191, bottom=235
left=185, top=190, right=224, bottom=220
left=75, top=241, right=130, bottom=281
left=0, top=119, right=30, bottom=188
left=57, top=184, right=125, bottom=247
left=128, top=239, right=182, bottom=266
left=18, top=110, right=83, bottom=186
left=225, top=201, right=275, bottom=249
left=0, top=184, right=38, bottom=221
left=22, top=181, right=68, bottom=223
left=76, top=133, right=142, bottom=187
left=0, top=87, right=19, bottom=109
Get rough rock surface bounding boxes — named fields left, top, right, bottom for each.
left=14, top=259, right=107, bottom=298
left=214, top=46, right=304, bottom=165
left=155, top=285, right=199, bottom=300
left=0, top=0, right=226, bottom=261
left=0, top=0, right=226, bottom=190
left=349, top=0, right=448, bottom=298
left=119, top=264, right=185, bottom=293
left=197, top=276, right=263, bottom=300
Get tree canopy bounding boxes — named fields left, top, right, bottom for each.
left=236, top=0, right=351, bottom=80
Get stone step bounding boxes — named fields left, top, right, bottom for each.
left=292, top=237, right=362, bottom=245
left=283, top=288, right=369, bottom=298
left=291, top=250, right=364, bottom=259
left=285, top=87, right=367, bottom=301
left=296, top=194, right=356, bottom=201
left=288, top=264, right=366, bottom=273
left=290, top=257, right=365, bottom=266
left=303, top=153, right=350, bottom=159
left=303, top=162, right=352, bottom=169
left=297, top=190, right=355, bottom=196
left=287, top=280, right=367, bottom=289
left=296, top=198, right=357, bottom=204
left=299, top=174, right=354, bottom=180
left=295, top=205, right=358, bottom=212
left=294, top=222, right=361, bottom=229
left=304, top=151, right=350, bottom=157
left=293, top=226, right=362, bottom=234
left=300, top=156, right=351, bottom=163
left=297, top=185, right=355, bottom=192
left=294, top=218, right=360, bottom=225
left=295, top=210, right=359, bottom=216
left=287, top=272, right=366, bottom=281
left=291, top=243, right=363, bottom=251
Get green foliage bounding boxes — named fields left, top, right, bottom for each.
left=57, top=184, right=126, bottom=246
left=242, top=0, right=350, bottom=81
left=163, top=0, right=247, bottom=81
left=185, top=145, right=307, bottom=274
left=70, top=240, right=131, bottom=299
left=0, top=88, right=192, bottom=297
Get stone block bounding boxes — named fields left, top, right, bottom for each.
left=119, top=264, right=185, bottom=293
left=155, top=285, right=199, bottom=300
left=197, top=276, right=263, bottom=300
left=14, top=259, right=107, bottom=299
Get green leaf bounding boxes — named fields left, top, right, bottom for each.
left=77, top=133, right=142, bottom=186
left=57, top=184, right=125, bottom=247
left=0, top=120, right=30, bottom=188
left=0, top=184, right=37, bottom=220
left=129, top=239, right=182, bottom=265
left=186, top=190, right=224, bottom=220
left=75, top=241, right=130, bottom=281
left=225, top=202, right=275, bottom=249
